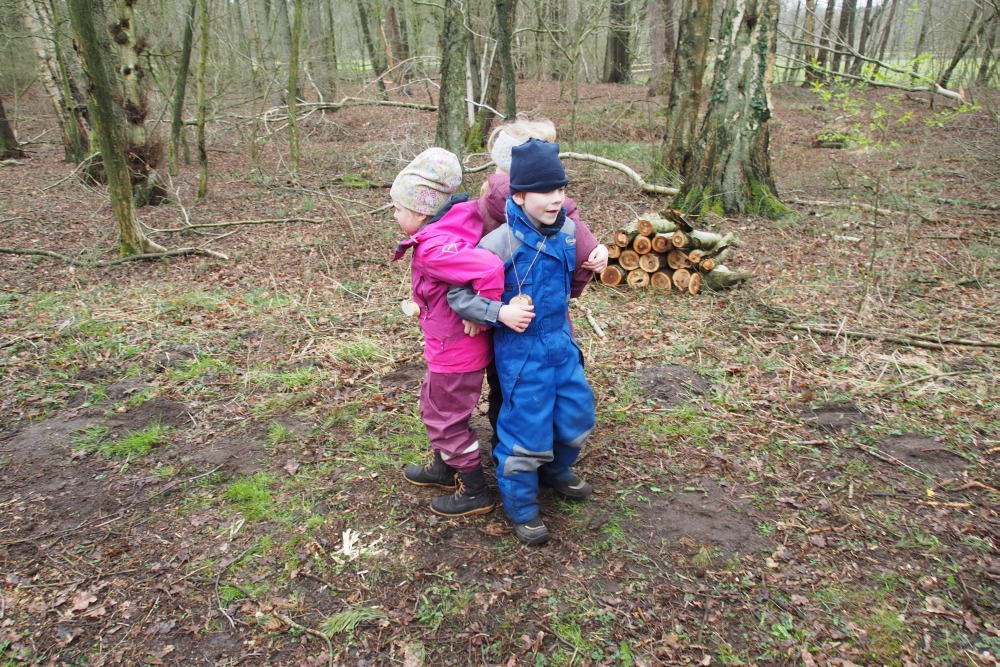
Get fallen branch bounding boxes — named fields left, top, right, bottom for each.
left=786, top=197, right=898, bottom=215
left=0, top=246, right=228, bottom=267
left=931, top=197, right=1000, bottom=211
left=559, top=152, right=679, bottom=196
left=572, top=301, right=606, bottom=338
left=785, top=323, right=1000, bottom=350
left=148, top=217, right=332, bottom=233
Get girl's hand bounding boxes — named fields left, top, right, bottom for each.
left=582, top=243, right=609, bottom=272
left=463, top=320, right=482, bottom=337
left=498, top=303, right=534, bottom=332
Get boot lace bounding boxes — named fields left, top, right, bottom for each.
left=453, top=478, right=467, bottom=498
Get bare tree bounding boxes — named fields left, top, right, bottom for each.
left=169, top=0, right=197, bottom=176
left=19, top=0, right=89, bottom=162
left=436, top=0, right=467, bottom=158
left=66, top=0, right=164, bottom=256
left=604, top=0, right=631, bottom=83
left=660, top=0, right=714, bottom=176
left=196, top=0, right=209, bottom=200
left=0, top=97, right=26, bottom=159
left=648, top=0, right=676, bottom=94
left=674, top=0, right=783, bottom=216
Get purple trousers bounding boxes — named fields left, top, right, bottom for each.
left=420, top=369, right=485, bottom=473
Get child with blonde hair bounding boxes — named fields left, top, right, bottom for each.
left=466, top=116, right=608, bottom=455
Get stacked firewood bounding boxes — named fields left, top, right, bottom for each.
left=598, top=210, right=747, bottom=294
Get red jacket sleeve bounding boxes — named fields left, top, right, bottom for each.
left=414, top=239, right=505, bottom=300
left=565, top=196, right=598, bottom=298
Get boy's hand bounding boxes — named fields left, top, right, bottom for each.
left=463, top=319, right=482, bottom=337
left=498, top=303, right=534, bottom=332
left=582, top=243, right=609, bottom=273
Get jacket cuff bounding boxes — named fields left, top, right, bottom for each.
left=485, top=299, right=503, bottom=325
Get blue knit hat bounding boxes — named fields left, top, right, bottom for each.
left=509, top=138, right=569, bottom=193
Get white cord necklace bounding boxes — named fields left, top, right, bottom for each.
left=506, top=222, right=544, bottom=307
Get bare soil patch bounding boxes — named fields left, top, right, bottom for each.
left=880, top=434, right=968, bottom=475
left=637, top=364, right=711, bottom=407
left=807, top=402, right=868, bottom=432
left=635, top=478, right=760, bottom=554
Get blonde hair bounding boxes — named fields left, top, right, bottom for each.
left=487, top=114, right=557, bottom=154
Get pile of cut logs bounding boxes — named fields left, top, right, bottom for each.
left=599, top=210, right=748, bottom=294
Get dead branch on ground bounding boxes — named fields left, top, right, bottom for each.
left=0, top=246, right=228, bottom=267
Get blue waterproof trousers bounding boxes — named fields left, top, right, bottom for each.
left=494, top=338, right=595, bottom=524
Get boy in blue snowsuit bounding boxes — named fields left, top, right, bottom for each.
left=448, top=139, right=596, bottom=544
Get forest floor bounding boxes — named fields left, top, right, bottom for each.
left=0, top=80, right=998, bottom=667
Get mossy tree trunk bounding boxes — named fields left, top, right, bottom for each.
left=0, top=98, right=26, bottom=159
left=169, top=0, right=197, bottom=176
left=816, top=0, right=837, bottom=72
left=196, top=0, right=210, bottom=200
left=435, top=0, right=467, bottom=160
left=66, top=0, right=164, bottom=256
left=20, top=0, right=90, bottom=162
left=673, top=0, right=785, bottom=217
left=287, top=0, right=302, bottom=182
left=659, top=0, right=714, bottom=178
left=495, top=0, right=518, bottom=119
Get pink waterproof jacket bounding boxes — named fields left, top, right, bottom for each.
left=393, top=198, right=505, bottom=374
left=478, top=172, right=599, bottom=297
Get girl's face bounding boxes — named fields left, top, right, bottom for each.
left=512, top=188, right=566, bottom=227
left=393, top=200, right=429, bottom=237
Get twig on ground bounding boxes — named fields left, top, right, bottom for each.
left=147, top=217, right=330, bottom=234
left=40, top=152, right=100, bottom=191
left=197, top=576, right=334, bottom=667
left=572, top=301, right=606, bottom=338
left=866, top=369, right=977, bottom=396
left=785, top=323, right=1000, bottom=350
left=0, top=246, right=228, bottom=266
left=853, top=441, right=930, bottom=479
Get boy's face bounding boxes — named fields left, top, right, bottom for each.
left=512, top=188, right=566, bottom=227
left=393, top=200, right=429, bottom=237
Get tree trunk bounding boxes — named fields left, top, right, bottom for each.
left=871, top=0, right=900, bottom=75
left=659, top=0, right=714, bottom=177
left=912, top=5, right=930, bottom=78
left=977, top=15, right=998, bottom=84
left=356, top=0, right=388, bottom=99
left=648, top=0, right=676, bottom=94
left=169, top=0, right=197, bottom=176
left=196, top=0, right=210, bottom=200
left=939, top=8, right=983, bottom=89
left=20, top=0, right=90, bottom=162
left=287, top=0, right=302, bottom=182
left=0, top=98, right=26, bottom=159
left=273, top=0, right=293, bottom=70
left=849, top=0, right=874, bottom=74
left=495, top=0, right=518, bottom=119
left=385, top=2, right=409, bottom=82
left=604, top=0, right=631, bottom=83
left=830, top=0, right=857, bottom=73
left=472, top=17, right=504, bottom=148
left=66, top=0, right=163, bottom=256
left=325, top=2, right=340, bottom=98
left=436, top=0, right=467, bottom=159
left=801, top=0, right=819, bottom=85
left=112, top=0, right=147, bottom=148
left=673, top=0, right=785, bottom=217
left=817, top=0, right=838, bottom=71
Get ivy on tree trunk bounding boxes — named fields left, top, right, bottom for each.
left=673, top=0, right=785, bottom=217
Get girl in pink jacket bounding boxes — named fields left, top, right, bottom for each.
left=390, top=148, right=533, bottom=517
